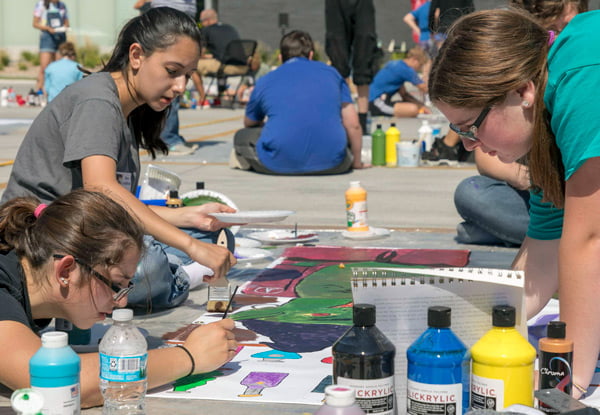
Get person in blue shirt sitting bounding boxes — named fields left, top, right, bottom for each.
left=368, top=47, right=431, bottom=118
left=230, top=30, right=368, bottom=175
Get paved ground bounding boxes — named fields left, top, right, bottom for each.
left=0, top=78, right=519, bottom=414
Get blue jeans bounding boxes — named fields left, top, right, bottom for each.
left=127, top=228, right=224, bottom=313
left=160, top=96, right=185, bottom=148
left=454, top=175, right=530, bottom=246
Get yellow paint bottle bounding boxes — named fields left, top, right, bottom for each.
left=470, top=305, right=536, bottom=410
left=385, top=123, right=400, bottom=167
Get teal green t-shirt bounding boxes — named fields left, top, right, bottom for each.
left=527, top=10, right=600, bottom=240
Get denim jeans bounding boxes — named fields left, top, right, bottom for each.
left=127, top=228, right=227, bottom=313
left=454, top=175, right=530, bottom=246
left=160, top=96, right=184, bottom=148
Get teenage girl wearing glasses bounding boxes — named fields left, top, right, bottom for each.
left=0, top=190, right=237, bottom=408
left=451, top=0, right=586, bottom=247
left=430, top=7, right=600, bottom=397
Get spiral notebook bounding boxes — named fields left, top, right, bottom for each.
left=351, top=267, right=525, bottom=405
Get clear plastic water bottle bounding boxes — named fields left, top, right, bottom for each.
left=99, top=309, right=148, bottom=415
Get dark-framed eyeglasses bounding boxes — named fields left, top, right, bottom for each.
left=52, top=254, right=133, bottom=302
left=448, top=106, right=492, bottom=142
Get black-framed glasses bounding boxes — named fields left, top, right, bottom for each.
left=448, top=106, right=492, bottom=142
left=53, top=254, right=133, bottom=301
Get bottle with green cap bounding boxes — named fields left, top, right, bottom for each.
left=470, top=305, right=536, bottom=410
left=371, top=124, right=386, bottom=166
left=332, top=303, right=396, bottom=415
left=407, top=306, right=470, bottom=415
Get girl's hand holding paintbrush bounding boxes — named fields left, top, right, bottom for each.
left=181, top=319, right=238, bottom=375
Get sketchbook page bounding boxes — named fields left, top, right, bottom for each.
left=351, top=267, right=525, bottom=406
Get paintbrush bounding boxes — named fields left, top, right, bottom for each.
left=222, top=285, right=239, bottom=319
left=207, top=229, right=235, bottom=312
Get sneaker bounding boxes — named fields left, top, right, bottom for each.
left=421, top=136, right=460, bottom=165
left=228, top=149, right=251, bottom=170
left=168, top=142, right=199, bottom=156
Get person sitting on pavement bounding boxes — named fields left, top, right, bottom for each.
left=195, top=8, right=257, bottom=104
left=1, top=8, right=237, bottom=313
left=230, top=30, right=368, bottom=175
left=368, top=46, right=432, bottom=118
left=43, top=41, right=83, bottom=102
left=0, top=189, right=237, bottom=408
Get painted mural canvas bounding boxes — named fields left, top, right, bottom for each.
left=149, top=246, right=471, bottom=404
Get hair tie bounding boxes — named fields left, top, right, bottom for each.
left=548, top=30, right=556, bottom=46
left=34, top=204, right=48, bottom=218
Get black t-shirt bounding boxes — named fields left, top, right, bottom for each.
left=429, top=0, right=475, bottom=34
left=201, top=22, right=240, bottom=62
left=0, top=251, right=50, bottom=333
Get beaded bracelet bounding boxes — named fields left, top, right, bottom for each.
left=176, top=345, right=195, bottom=377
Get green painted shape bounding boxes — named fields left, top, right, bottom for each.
left=172, top=370, right=223, bottom=391
left=232, top=297, right=352, bottom=325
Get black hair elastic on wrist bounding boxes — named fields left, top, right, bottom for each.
left=176, top=345, right=195, bottom=377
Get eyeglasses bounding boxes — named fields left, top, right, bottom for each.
left=53, top=254, right=134, bottom=302
left=448, top=106, right=492, bottom=142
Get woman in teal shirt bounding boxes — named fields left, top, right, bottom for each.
left=429, top=9, right=600, bottom=397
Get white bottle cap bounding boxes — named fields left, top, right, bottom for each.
left=112, top=308, right=134, bottom=322
left=324, top=385, right=357, bottom=407
left=349, top=181, right=361, bottom=188
left=41, top=331, right=68, bottom=348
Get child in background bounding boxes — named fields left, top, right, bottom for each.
left=44, top=41, right=83, bottom=102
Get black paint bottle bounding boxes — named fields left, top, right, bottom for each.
left=332, top=303, right=396, bottom=415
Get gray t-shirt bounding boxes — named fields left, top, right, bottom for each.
left=1, top=72, right=139, bottom=204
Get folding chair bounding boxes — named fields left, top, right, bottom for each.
left=204, top=39, right=258, bottom=109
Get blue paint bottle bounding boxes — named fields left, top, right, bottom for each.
left=30, top=331, right=81, bottom=414
left=406, top=306, right=470, bottom=415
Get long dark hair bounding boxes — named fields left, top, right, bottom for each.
left=102, top=7, right=202, bottom=158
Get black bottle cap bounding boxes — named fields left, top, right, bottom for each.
left=391, top=123, right=396, bottom=127
left=196, top=181, right=205, bottom=190
left=353, top=303, right=376, bottom=326
left=376, top=124, right=382, bottom=129
left=492, top=305, right=516, bottom=327
left=169, top=190, right=179, bottom=198
left=428, top=306, right=451, bottom=328
left=547, top=321, right=566, bottom=339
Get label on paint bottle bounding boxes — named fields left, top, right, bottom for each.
left=407, top=379, right=461, bottom=415
left=31, top=385, right=80, bottom=414
left=337, top=376, right=395, bottom=415
left=470, top=374, right=503, bottom=410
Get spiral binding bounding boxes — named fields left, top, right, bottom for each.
left=351, top=267, right=523, bottom=288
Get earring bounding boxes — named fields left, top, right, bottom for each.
left=523, top=101, right=531, bottom=108
left=60, top=277, right=69, bottom=285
